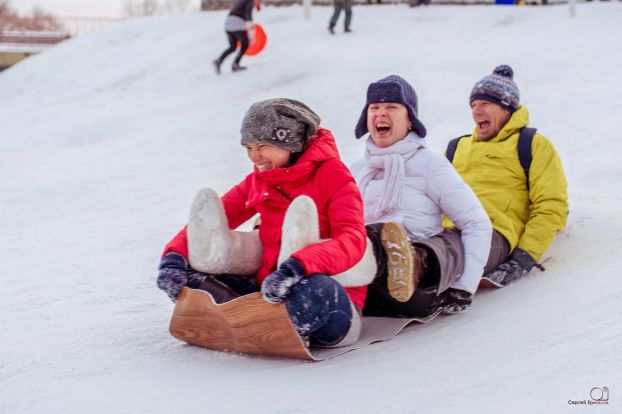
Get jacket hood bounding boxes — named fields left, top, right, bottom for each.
left=255, top=127, right=340, bottom=186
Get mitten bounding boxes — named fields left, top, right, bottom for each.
left=442, top=288, right=473, bottom=314
left=261, top=258, right=305, bottom=304
left=157, top=252, right=188, bottom=302
left=484, top=247, right=542, bottom=286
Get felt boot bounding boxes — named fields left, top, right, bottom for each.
left=187, top=188, right=262, bottom=275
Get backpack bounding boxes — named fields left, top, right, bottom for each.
left=445, top=127, right=537, bottom=190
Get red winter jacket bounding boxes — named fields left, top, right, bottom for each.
left=163, top=128, right=368, bottom=308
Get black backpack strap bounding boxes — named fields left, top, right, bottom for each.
left=446, top=135, right=469, bottom=163
left=517, top=127, right=537, bottom=191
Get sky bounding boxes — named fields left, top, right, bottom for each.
left=1, top=3, right=621, bottom=414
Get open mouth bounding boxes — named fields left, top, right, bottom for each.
left=256, top=162, right=271, bottom=170
left=477, top=120, right=490, bottom=130
left=375, top=123, right=391, bottom=134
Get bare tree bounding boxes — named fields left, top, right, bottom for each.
left=0, top=0, right=17, bottom=31
left=123, top=0, right=161, bottom=17
left=0, top=0, right=11, bottom=15
left=123, top=0, right=198, bottom=17
left=28, top=7, right=64, bottom=31
left=0, top=0, right=64, bottom=32
left=161, top=0, right=196, bottom=14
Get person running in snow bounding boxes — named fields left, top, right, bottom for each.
left=348, top=75, right=493, bottom=317
left=213, top=0, right=260, bottom=74
left=445, top=65, right=568, bottom=287
left=328, top=0, right=353, bottom=35
left=157, top=98, right=369, bottom=348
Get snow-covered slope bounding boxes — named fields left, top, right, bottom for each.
left=1, top=4, right=620, bottom=413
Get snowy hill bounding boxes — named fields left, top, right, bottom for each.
left=1, top=3, right=621, bottom=413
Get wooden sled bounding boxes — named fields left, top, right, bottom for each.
left=170, top=287, right=314, bottom=360
left=170, top=287, right=443, bottom=361
left=479, top=277, right=504, bottom=288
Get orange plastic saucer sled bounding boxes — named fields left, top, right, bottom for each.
left=237, top=23, right=267, bottom=56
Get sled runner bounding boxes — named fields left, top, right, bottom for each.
left=170, top=287, right=442, bottom=361
left=479, top=276, right=504, bottom=288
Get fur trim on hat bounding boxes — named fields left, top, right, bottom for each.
left=355, top=75, right=427, bottom=139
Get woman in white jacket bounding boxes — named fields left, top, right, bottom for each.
left=351, top=75, right=494, bottom=316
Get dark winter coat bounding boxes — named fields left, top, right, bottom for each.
left=229, top=0, right=254, bottom=21
left=163, top=128, right=368, bottom=308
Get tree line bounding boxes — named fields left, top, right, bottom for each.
left=0, top=0, right=62, bottom=31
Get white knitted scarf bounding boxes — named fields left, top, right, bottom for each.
left=355, top=133, right=424, bottom=223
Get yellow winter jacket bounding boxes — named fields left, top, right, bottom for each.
left=444, top=105, right=568, bottom=261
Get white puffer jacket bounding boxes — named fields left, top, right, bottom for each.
left=350, top=133, right=492, bottom=294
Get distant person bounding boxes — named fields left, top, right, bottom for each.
left=348, top=75, right=493, bottom=317
left=445, top=65, right=568, bottom=287
left=328, top=0, right=353, bottom=34
left=213, top=0, right=260, bottom=74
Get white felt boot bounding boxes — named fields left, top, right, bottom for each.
left=277, top=195, right=320, bottom=266
left=187, top=188, right=262, bottom=275
left=278, top=195, right=377, bottom=287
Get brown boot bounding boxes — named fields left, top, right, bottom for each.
left=380, top=222, right=426, bottom=302
left=196, top=276, right=240, bottom=304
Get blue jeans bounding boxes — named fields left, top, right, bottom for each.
left=285, top=274, right=354, bottom=346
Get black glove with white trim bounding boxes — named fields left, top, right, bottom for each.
left=484, top=248, right=543, bottom=286
left=157, top=252, right=189, bottom=302
left=442, top=288, right=473, bottom=314
left=261, top=258, right=305, bottom=304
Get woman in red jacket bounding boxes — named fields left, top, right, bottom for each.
left=157, top=98, right=368, bottom=347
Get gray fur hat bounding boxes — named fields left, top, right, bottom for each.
left=470, top=65, right=520, bottom=112
left=240, top=98, right=321, bottom=153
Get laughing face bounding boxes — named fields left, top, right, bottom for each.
left=244, top=142, right=292, bottom=171
left=366, top=102, right=412, bottom=148
left=471, top=99, right=512, bottom=141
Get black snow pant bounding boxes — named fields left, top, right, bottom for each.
left=363, top=224, right=510, bottom=318
left=216, top=30, right=249, bottom=66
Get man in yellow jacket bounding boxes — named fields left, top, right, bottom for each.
left=446, top=65, right=568, bottom=291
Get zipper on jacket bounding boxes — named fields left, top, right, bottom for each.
left=274, top=186, right=293, bottom=200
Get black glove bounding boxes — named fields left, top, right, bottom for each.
left=157, top=252, right=189, bottom=302
left=484, top=247, right=542, bottom=286
left=442, top=288, right=473, bottom=314
left=261, top=258, right=305, bottom=304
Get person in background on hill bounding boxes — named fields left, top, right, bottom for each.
left=445, top=65, right=568, bottom=287
left=157, top=98, right=370, bottom=348
left=328, top=0, right=353, bottom=34
left=347, top=75, right=492, bottom=317
left=213, top=0, right=260, bottom=74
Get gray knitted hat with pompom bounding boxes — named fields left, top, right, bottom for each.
left=470, top=65, right=520, bottom=112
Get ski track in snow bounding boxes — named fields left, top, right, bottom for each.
left=1, top=4, right=621, bottom=414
